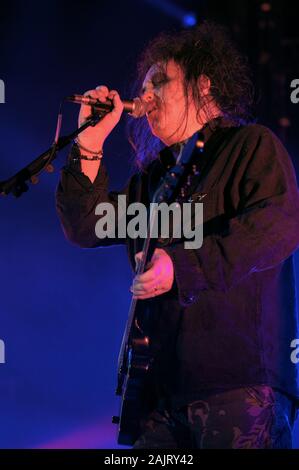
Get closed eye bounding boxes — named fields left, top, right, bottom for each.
left=152, top=72, right=169, bottom=89
left=152, top=79, right=168, bottom=89
left=141, top=72, right=169, bottom=94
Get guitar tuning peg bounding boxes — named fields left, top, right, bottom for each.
left=45, top=164, right=54, bottom=173
left=196, top=138, right=204, bottom=152
left=30, top=175, right=39, bottom=184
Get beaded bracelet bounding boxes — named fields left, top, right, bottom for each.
left=76, top=153, right=103, bottom=161
left=74, top=138, right=103, bottom=156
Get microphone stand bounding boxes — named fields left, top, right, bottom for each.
left=0, top=112, right=105, bottom=198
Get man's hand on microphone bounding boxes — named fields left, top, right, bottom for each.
left=78, top=85, right=124, bottom=153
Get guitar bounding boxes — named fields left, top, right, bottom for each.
left=112, top=131, right=205, bottom=445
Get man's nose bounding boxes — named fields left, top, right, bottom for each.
left=141, top=89, right=154, bottom=103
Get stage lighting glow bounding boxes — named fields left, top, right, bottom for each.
left=182, top=12, right=197, bottom=27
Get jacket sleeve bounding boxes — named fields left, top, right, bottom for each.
left=55, top=146, right=130, bottom=248
left=163, top=127, right=299, bottom=306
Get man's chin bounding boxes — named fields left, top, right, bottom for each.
left=149, top=124, right=169, bottom=143
left=149, top=123, right=179, bottom=146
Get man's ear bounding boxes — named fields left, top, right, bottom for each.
left=198, top=74, right=211, bottom=96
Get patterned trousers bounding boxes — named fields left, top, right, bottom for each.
left=133, top=386, right=297, bottom=449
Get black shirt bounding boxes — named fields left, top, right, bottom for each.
left=56, top=118, right=299, bottom=408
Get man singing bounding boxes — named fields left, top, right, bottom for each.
left=56, top=22, right=299, bottom=448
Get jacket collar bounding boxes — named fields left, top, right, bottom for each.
left=158, top=116, right=235, bottom=169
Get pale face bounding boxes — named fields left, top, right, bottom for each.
left=141, top=60, right=200, bottom=146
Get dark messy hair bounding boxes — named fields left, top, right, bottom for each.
left=127, top=21, right=254, bottom=170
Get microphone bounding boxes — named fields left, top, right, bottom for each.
left=66, top=94, right=146, bottom=118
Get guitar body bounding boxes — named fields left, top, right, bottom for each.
left=114, top=305, right=155, bottom=446
left=118, top=337, right=150, bottom=445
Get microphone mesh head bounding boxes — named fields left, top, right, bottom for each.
left=131, top=97, right=146, bottom=118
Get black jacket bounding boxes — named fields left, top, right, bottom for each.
left=56, top=118, right=299, bottom=408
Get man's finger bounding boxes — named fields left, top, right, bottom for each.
left=133, top=289, right=163, bottom=300
left=134, top=268, right=156, bottom=283
left=132, top=279, right=161, bottom=293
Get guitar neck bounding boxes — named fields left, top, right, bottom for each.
left=117, top=130, right=204, bottom=378
left=117, top=223, right=156, bottom=375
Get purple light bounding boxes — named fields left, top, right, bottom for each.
left=35, top=416, right=126, bottom=449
